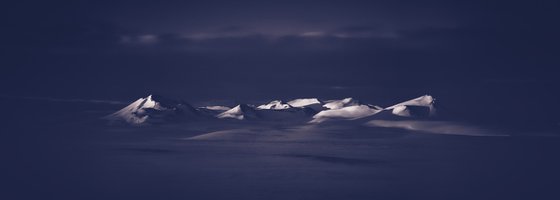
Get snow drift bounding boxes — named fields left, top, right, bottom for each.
left=365, top=120, right=507, bottom=136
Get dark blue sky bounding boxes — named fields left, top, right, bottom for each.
left=1, top=0, right=559, bottom=124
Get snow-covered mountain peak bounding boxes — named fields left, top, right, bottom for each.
left=217, top=104, right=258, bottom=120
left=142, top=95, right=156, bottom=107
left=386, top=95, right=435, bottom=109
left=104, top=94, right=197, bottom=124
left=257, top=100, right=293, bottom=110
left=323, top=97, right=360, bottom=109
left=287, top=98, right=322, bottom=108
left=385, top=95, right=436, bottom=117
left=310, top=104, right=383, bottom=123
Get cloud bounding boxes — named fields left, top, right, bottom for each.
left=110, top=23, right=475, bottom=56
left=114, top=29, right=408, bottom=54
left=116, top=24, right=407, bottom=47
left=120, top=34, right=160, bottom=44
left=300, top=31, right=328, bottom=37
left=332, top=26, right=400, bottom=39
left=365, top=120, right=508, bottom=136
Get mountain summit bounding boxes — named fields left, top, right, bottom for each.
left=104, top=95, right=198, bottom=124
left=217, top=104, right=259, bottom=120
left=287, top=98, right=322, bottom=108
left=385, top=95, right=436, bottom=117
left=256, top=100, right=293, bottom=110
left=310, top=98, right=383, bottom=123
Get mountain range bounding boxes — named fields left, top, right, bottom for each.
left=104, top=94, right=436, bottom=125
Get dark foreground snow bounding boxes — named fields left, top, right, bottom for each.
left=3, top=97, right=560, bottom=200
